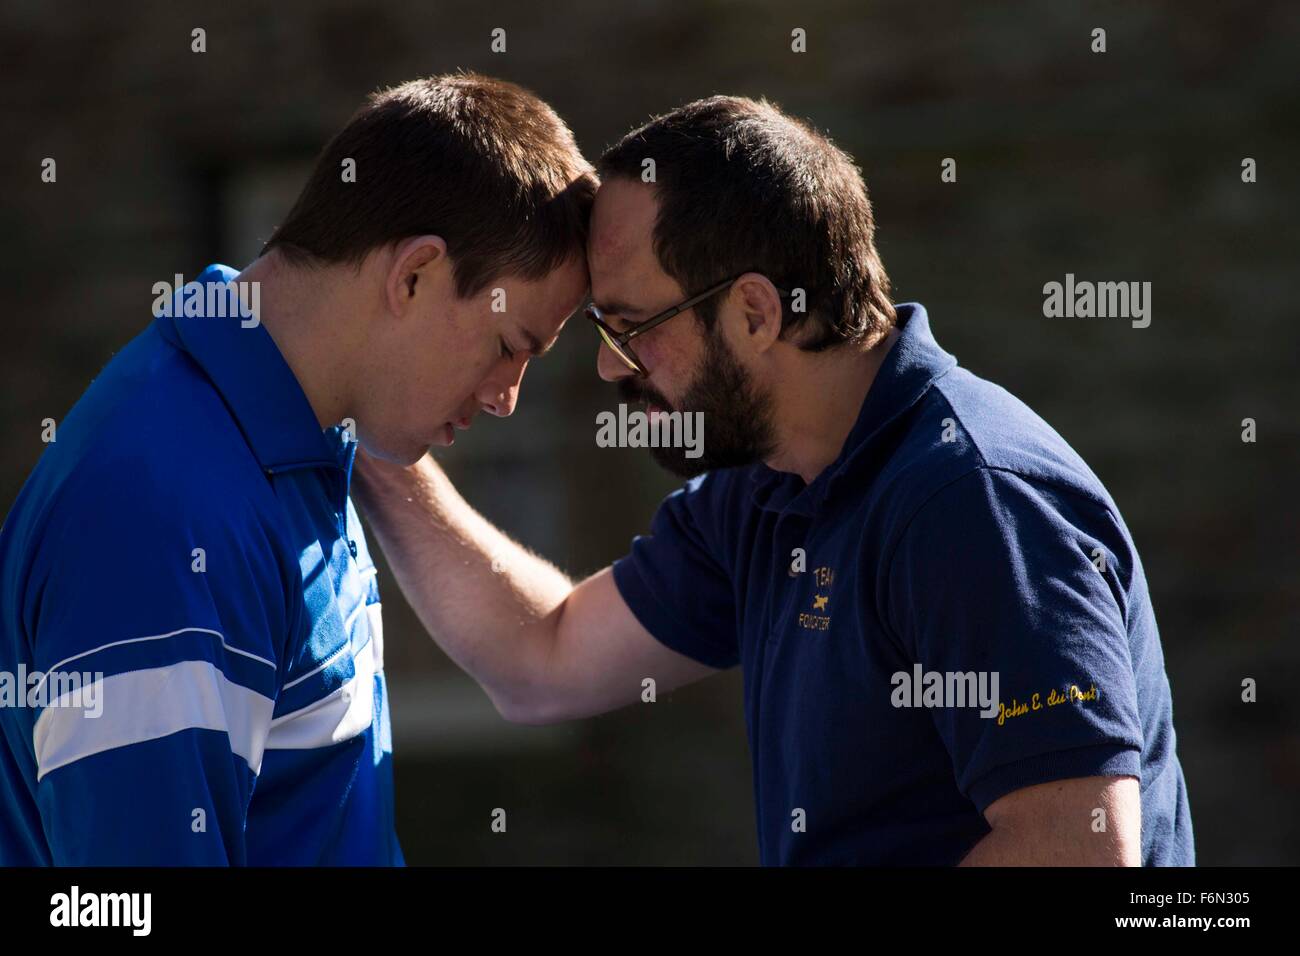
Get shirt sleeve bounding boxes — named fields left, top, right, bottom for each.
left=885, top=467, right=1143, bottom=813
left=24, top=468, right=290, bottom=865
left=611, top=473, right=740, bottom=670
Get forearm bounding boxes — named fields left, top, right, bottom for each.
left=352, top=451, right=574, bottom=716
left=958, top=776, right=1142, bottom=866
left=957, top=825, right=1069, bottom=866
left=959, top=826, right=1134, bottom=866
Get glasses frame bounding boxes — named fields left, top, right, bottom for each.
left=586, top=274, right=790, bottom=377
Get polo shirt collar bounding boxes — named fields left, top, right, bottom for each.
left=751, top=302, right=957, bottom=515
left=154, top=263, right=340, bottom=473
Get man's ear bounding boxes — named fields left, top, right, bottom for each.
left=384, top=235, right=448, bottom=317
left=728, top=272, right=785, bottom=355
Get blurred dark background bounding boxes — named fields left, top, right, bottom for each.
left=2, top=0, right=1296, bottom=864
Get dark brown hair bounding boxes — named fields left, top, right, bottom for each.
left=264, top=72, right=597, bottom=296
left=598, top=96, right=894, bottom=349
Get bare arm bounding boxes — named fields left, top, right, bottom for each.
left=958, top=775, right=1142, bottom=866
left=351, top=451, right=718, bottom=724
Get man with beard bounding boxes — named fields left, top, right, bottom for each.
left=354, top=96, right=1194, bottom=866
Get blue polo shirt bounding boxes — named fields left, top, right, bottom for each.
left=613, top=303, right=1194, bottom=866
left=0, top=264, right=402, bottom=865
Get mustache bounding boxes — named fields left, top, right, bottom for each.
left=617, top=378, right=674, bottom=413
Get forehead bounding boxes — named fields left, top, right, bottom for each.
left=515, top=255, right=589, bottom=327
left=589, top=178, right=672, bottom=301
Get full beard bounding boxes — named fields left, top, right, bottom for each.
left=618, top=328, right=776, bottom=479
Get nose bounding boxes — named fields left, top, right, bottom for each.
left=481, top=381, right=519, bottom=417
left=480, top=358, right=527, bottom=417
left=596, top=340, right=638, bottom=383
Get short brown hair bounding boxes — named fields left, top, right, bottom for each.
left=264, top=72, right=596, bottom=296
left=598, top=96, right=894, bottom=349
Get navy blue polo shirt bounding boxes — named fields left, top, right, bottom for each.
left=0, top=264, right=402, bottom=865
left=613, top=303, right=1194, bottom=866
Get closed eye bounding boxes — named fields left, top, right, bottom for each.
left=594, top=301, right=646, bottom=333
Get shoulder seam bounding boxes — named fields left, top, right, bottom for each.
left=884, top=464, right=1120, bottom=571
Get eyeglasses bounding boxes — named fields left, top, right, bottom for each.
left=585, top=274, right=790, bottom=377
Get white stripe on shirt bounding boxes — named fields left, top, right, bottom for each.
left=33, top=660, right=275, bottom=781
left=266, top=619, right=378, bottom=751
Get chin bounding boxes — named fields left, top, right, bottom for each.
left=648, top=446, right=714, bottom=479
left=359, top=435, right=429, bottom=467
left=396, top=446, right=432, bottom=466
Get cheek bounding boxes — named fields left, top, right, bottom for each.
left=396, top=326, right=485, bottom=406
left=637, top=331, right=674, bottom=377
left=643, top=328, right=698, bottom=395
left=442, top=346, right=500, bottom=406
left=385, top=348, right=450, bottom=421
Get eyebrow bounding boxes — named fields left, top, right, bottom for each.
left=520, top=327, right=556, bottom=358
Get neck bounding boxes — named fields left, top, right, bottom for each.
left=765, top=327, right=900, bottom=484
left=235, top=251, right=359, bottom=430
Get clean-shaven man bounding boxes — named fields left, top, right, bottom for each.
left=356, top=95, right=1194, bottom=866
left=0, top=73, right=593, bottom=864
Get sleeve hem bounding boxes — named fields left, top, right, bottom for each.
left=611, top=557, right=737, bottom=670
left=966, top=742, right=1141, bottom=813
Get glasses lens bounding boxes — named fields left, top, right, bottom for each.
left=589, top=310, right=643, bottom=374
